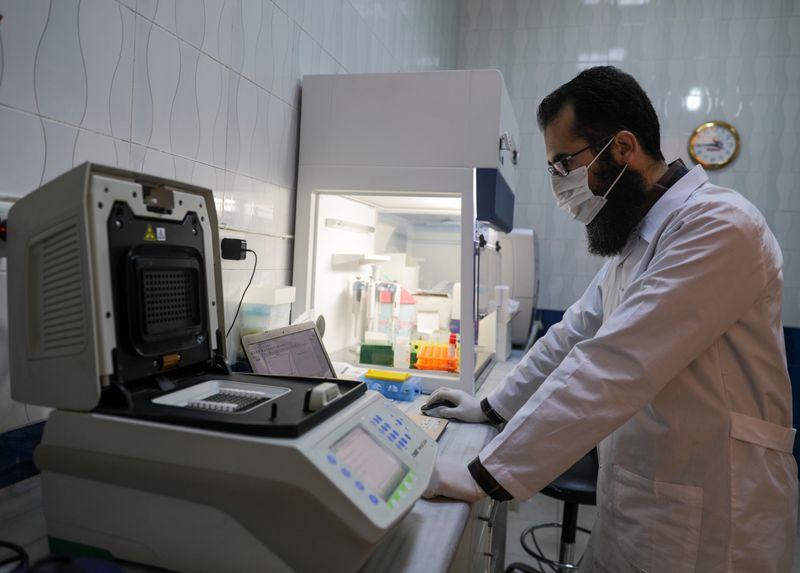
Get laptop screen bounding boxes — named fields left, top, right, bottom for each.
left=243, top=323, right=335, bottom=378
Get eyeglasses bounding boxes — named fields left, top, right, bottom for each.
left=547, top=136, right=614, bottom=177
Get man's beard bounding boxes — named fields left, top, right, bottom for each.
left=586, top=158, right=649, bottom=257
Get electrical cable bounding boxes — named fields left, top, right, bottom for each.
left=0, top=540, right=29, bottom=572
left=225, top=249, right=257, bottom=340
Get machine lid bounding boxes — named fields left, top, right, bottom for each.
left=7, top=162, right=226, bottom=412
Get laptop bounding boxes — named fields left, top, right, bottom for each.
left=242, top=323, right=449, bottom=441
left=242, top=322, right=337, bottom=379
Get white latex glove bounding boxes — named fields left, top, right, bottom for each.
left=422, top=387, right=488, bottom=423
left=423, top=457, right=485, bottom=502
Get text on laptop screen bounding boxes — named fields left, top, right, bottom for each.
left=246, top=328, right=334, bottom=378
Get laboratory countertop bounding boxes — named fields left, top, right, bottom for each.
left=360, top=354, right=517, bottom=573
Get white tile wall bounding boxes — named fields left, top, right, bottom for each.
left=459, top=0, right=800, bottom=329
left=0, top=0, right=460, bottom=431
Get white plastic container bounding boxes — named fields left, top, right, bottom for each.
left=494, top=285, right=512, bottom=361
left=393, top=336, right=411, bottom=369
left=236, top=286, right=297, bottom=361
left=241, top=286, right=296, bottom=331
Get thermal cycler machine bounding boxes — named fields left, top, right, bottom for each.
left=7, top=163, right=437, bottom=573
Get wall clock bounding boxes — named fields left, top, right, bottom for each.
left=688, top=120, right=740, bottom=169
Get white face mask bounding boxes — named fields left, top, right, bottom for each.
left=550, top=137, right=628, bottom=225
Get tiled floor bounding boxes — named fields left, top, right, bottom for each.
left=0, top=477, right=48, bottom=570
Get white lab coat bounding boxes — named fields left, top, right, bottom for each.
left=482, top=166, right=797, bottom=572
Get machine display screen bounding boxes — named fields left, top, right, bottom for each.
left=330, top=426, right=408, bottom=501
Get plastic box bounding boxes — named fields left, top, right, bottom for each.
left=359, top=344, right=394, bottom=367
left=361, top=374, right=422, bottom=402
left=414, top=342, right=459, bottom=372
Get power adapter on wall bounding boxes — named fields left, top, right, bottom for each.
left=221, top=238, right=248, bottom=260
left=220, top=238, right=258, bottom=341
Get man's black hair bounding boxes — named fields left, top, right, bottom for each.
left=537, top=66, right=664, bottom=161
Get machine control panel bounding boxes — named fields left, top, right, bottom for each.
left=310, top=393, right=436, bottom=524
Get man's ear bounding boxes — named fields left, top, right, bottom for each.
left=612, top=130, right=638, bottom=163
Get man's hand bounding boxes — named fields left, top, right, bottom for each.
left=421, top=388, right=488, bottom=423
left=423, top=457, right=486, bottom=502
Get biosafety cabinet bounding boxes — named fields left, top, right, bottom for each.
left=293, top=70, right=520, bottom=394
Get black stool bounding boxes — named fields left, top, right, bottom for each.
left=506, top=449, right=598, bottom=573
